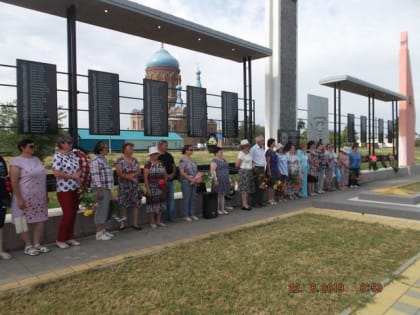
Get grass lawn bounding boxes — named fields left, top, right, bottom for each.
left=1, top=213, right=419, bottom=315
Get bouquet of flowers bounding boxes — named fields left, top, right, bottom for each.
left=273, top=179, right=285, bottom=192
left=79, top=188, right=97, bottom=217
left=158, top=178, right=167, bottom=193
left=288, top=176, right=302, bottom=191
left=191, top=172, right=204, bottom=185
left=369, top=155, right=379, bottom=171
left=256, top=173, right=271, bottom=190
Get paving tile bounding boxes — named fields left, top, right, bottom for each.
left=392, top=301, right=419, bottom=315
left=406, top=289, right=420, bottom=300
left=399, top=295, right=420, bottom=308
left=385, top=308, right=413, bottom=315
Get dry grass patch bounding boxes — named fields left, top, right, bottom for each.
left=1, top=213, right=420, bottom=314
left=375, top=181, right=420, bottom=196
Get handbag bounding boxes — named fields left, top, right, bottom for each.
left=196, top=182, right=207, bottom=193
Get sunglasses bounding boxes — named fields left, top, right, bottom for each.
left=28, top=144, right=35, bottom=149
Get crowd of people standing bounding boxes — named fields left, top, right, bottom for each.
left=0, top=135, right=362, bottom=258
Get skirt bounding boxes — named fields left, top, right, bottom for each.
left=238, top=169, right=255, bottom=194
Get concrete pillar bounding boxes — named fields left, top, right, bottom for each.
left=265, top=0, right=297, bottom=141
left=398, top=32, right=416, bottom=166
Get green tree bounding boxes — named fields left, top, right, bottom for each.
left=328, top=126, right=356, bottom=148
left=0, top=100, right=65, bottom=160
left=233, top=123, right=265, bottom=144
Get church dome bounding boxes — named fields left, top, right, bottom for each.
left=146, top=47, right=179, bottom=68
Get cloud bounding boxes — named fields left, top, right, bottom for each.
left=0, top=0, right=419, bottom=133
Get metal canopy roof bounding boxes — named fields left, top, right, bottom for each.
left=319, top=75, right=407, bottom=102
left=1, top=0, right=272, bottom=62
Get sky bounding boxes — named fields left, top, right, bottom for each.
left=0, top=0, right=419, bottom=134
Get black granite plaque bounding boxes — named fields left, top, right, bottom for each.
left=187, top=85, right=207, bottom=137
left=378, top=118, right=384, bottom=144
left=17, top=59, right=58, bottom=134
left=387, top=120, right=393, bottom=143
left=89, top=70, right=120, bottom=135
left=143, top=79, right=168, bottom=137
left=347, top=114, right=355, bottom=143
left=360, top=116, right=367, bottom=144
left=221, top=91, right=238, bottom=138
left=277, top=129, right=300, bottom=147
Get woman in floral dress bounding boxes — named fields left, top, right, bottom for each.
left=115, top=143, right=142, bottom=230
left=143, top=146, right=167, bottom=228
left=10, top=139, right=49, bottom=256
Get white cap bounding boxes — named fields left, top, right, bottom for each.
left=274, top=143, right=284, bottom=151
left=148, top=146, right=159, bottom=155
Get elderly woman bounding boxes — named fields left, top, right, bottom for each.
left=52, top=134, right=82, bottom=249
left=115, top=143, right=141, bottom=230
left=210, top=147, right=230, bottom=215
left=285, top=143, right=302, bottom=199
left=179, top=145, right=199, bottom=221
left=265, top=138, right=280, bottom=205
left=90, top=141, right=114, bottom=241
left=235, top=139, right=254, bottom=210
left=143, top=146, right=167, bottom=228
left=10, top=139, right=49, bottom=256
left=307, top=141, right=319, bottom=197
left=338, top=147, right=350, bottom=189
left=0, top=154, right=12, bottom=259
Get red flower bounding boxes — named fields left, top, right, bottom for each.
left=158, top=179, right=165, bottom=186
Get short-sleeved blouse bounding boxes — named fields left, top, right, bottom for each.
left=237, top=151, right=253, bottom=170
left=178, top=157, right=198, bottom=183
left=52, top=151, right=80, bottom=192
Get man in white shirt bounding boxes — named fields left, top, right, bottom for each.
left=250, top=135, right=266, bottom=207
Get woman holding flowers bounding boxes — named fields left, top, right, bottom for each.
left=143, top=146, right=167, bottom=229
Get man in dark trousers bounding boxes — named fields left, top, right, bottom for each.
left=158, top=140, right=177, bottom=222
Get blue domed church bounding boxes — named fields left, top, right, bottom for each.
left=130, top=46, right=185, bottom=133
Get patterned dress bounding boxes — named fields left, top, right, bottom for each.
left=308, top=151, right=319, bottom=178
left=116, top=157, right=141, bottom=209
left=144, top=161, right=167, bottom=214
left=287, top=153, right=302, bottom=195
left=211, top=158, right=230, bottom=195
left=10, top=156, right=48, bottom=223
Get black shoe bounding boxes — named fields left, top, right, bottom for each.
left=242, top=206, right=252, bottom=211
left=132, top=225, right=142, bottom=230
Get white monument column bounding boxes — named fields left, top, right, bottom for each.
left=265, top=0, right=297, bottom=141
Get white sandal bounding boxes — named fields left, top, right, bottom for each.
left=24, top=246, right=40, bottom=256
left=0, top=252, right=12, bottom=260
left=34, top=244, right=51, bottom=253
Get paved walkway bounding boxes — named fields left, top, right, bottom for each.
left=0, top=175, right=420, bottom=314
